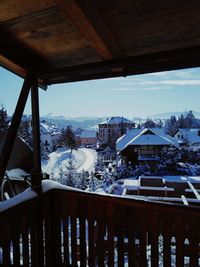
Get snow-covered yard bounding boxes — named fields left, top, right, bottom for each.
left=42, top=147, right=97, bottom=178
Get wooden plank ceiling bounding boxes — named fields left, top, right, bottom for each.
left=1, top=0, right=200, bottom=86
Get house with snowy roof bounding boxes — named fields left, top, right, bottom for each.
left=173, top=128, right=200, bottom=148
left=40, top=121, right=61, bottom=153
left=98, top=116, right=135, bottom=148
left=116, top=128, right=179, bottom=166
left=80, top=130, right=97, bottom=146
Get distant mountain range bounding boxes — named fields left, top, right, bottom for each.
left=40, top=111, right=200, bottom=129
left=41, top=114, right=106, bottom=130
left=152, top=111, right=200, bottom=119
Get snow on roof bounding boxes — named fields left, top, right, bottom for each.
left=117, top=128, right=179, bottom=151
left=99, top=116, right=134, bottom=125
left=116, top=128, right=141, bottom=151
left=40, top=122, right=60, bottom=136
left=175, top=128, right=200, bottom=145
left=80, top=130, right=97, bottom=138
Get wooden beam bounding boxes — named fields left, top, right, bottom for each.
left=31, top=79, right=42, bottom=190
left=0, top=27, right=49, bottom=75
left=38, top=45, right=200, bottom=84
left=0, top=72, right=33, bottom=186
left=56, top=0, right=121, bottom=60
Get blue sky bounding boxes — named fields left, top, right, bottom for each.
left=1, top=66, right=200, bottom=118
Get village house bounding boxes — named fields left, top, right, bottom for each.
left=40, top=121, right=60, bottom=153
left=74, top=127, right=83, bottom=146
left=173, top=128, right=200, bottom=148
left=80, top=130, right=97, bottom=147
left=117, top=128, right=179, bottom=167
left=98, top=116, right=135, bottom=148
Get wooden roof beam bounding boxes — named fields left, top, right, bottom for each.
left=38, top=45, right=200, bottom=84
left=55, top=0, right=121, bottom=60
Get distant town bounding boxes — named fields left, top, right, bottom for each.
left=1, top=103, right=200, bottom=205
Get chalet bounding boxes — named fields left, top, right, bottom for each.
left=98, top=116, right=134, bottom=148
left=117, top=128, right=179, bottom=166
left=1, top=1, right=200, bottom=266
left=173, top=128, right=200, bottom=148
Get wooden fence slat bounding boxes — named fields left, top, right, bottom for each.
left=22, top=229, right=29, bottom=266
left=97, top=220, right=105, bottom=267
left=53, top=217, right=62, bottom=266
left=127, top=223, right=137, bottom=266
left=107, top=223, right=114, bottom=267
left=63, top=217, right=70, bottom=265
left=13, top=233, right=20, bottom=265
left=139, top=230, right=147, bottom=267
left=163, top=234, right=171, bottom=267
left=71, top=216, right=78, bottom=266
left=117, top=226, right=124, bottom=267
left=162, top=214, right=171, bottom=267
left=79, top=217, right=86, bottom=267
left=138, top=211, right=147, bottom=267
left=2, top=241, right=10, bottom=267
left=189, top=219, right=199, bottom=267
left=175, top=216, right=185, bottom=266
left=88, top=220, right=95, bottom=267
left=150, top=212, right=159, bottom=267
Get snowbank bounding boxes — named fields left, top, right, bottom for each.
left=0, top=180, right=80, bottom=213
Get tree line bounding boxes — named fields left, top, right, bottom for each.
left=165, top=110, right=200, bottom=135
left=0, top=104, right=77, bottom=153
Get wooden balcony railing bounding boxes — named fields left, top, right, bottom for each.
left=0, top=181, right=200, bottom=267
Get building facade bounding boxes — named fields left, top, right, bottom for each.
left=173, top=128, right=200, bottom=148
left=98, top=117, right=135, bottom=148
left=117, top=128, right=179, bottom=166
left=80, top=130, right=97, bottom=146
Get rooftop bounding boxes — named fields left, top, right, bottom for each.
left=116, top=128, right=179, bottom=151
left=99, top=116, right=134, bottom=125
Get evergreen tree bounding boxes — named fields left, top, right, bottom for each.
left=142, top=118, right=157, bottom=128
left=64, top=126, right=77, bottom=152
left=184, top=110, right=195, bottom=128
left=0, top=104, right=9, bottom=131
left=57, top=128, right=65, bottom=147
left=165, top=115, right=178, bottom=135
left=18, top=116, right=32, bottom=147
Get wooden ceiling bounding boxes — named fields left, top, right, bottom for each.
left=1, top=0, right=200, bottom=86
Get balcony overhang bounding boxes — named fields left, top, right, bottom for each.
left=1, top=1, right=200, bottom=87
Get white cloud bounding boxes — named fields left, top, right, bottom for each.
left=111, top=86, right=170, bottom=92
left=141, top=80, right=200, bottom=86
left=111, top=88, right=138, bottom=91
left=144, top=71, right=171, bottom=77
left=144, top=87, right=171, bottom=91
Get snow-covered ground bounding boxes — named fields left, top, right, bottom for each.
left=77, top=148, right=97, bottom=173
left=42, top=147, right=97, bottom=178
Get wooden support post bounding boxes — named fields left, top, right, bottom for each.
left=0, top=72, right=33, bottom=186
left=31, top=78, right=42, bottom=190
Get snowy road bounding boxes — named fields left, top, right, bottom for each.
left=42, top=147, right=97, bottom=177
left=76, top=148, right=97, bottom=173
